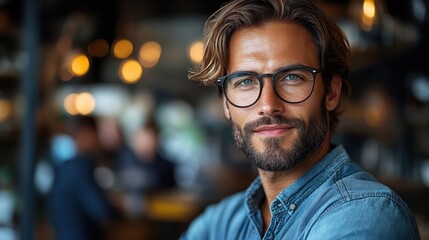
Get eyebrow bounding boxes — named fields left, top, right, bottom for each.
left=229, top=64, right=315, bottom=75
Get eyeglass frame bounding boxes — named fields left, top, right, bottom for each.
left=216, top=65, right=323, bottom=108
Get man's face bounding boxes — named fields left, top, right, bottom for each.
left=224, top=21, right=340, bottom=171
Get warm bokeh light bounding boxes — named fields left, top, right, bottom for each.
left=0, top=99, right=12, bottom=122
left=363, top=0, right=375, bottom=18
left=363, top=90, right=390, bottom=128
left=139, top=41, right=162, bottom=68
left=70, top=53, right=90, bottom=77
left=119, top=59, right=143, bottom=84
left=361, top=0, right=376, bottom=30
left=75, top=92, right=96, bottom=115
left=64, top=93, right=79, bottom=115
left=113, top=39, right=133, bottom=59
left=188, top=40, right=204, bottom=64
left=364, top=107, right=381, bottom=127
left=88, top=38, right=109, bottom=58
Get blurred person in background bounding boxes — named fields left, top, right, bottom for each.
left=181, top=0, right=420, bottom=239
left=115, top=117, right=176, bottom=217
left=97, top=117, right=136, bottom=172
left=49, top=115, right=117, bottom=240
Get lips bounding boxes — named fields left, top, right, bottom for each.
left=253, top=124, right=293, bottom=136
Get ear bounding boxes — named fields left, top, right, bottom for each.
left=223, top=97, right=231, bottom=120
left=325, top=76, right=342, bottom=111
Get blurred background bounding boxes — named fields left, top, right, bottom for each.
left=0, top=0, right=429, bottom=239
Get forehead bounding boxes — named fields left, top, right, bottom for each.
left=228, top=21, right=319, bottom=72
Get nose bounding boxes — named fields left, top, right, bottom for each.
left=257, top=78, right=285, bottom=116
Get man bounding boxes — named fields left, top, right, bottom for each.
left=181, top=0, right=420, bottom=239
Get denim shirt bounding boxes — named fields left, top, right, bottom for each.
left=181, top=145, right=420, bottom=240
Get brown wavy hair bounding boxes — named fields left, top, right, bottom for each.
left=189, top=0, right=351, bottom=129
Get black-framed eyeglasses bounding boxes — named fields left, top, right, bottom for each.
left=217, top=65, right=323, bottom=108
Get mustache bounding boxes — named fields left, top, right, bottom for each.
left=243, top=116, right=305, bottom=132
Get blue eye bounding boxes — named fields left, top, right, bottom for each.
left=239, top=79, right=255, bottom=86
left=276, top=69, right=311, bottom=85
left=229, top=75, right=259, bottom=89
left=285, top=74, right=300, bottom=81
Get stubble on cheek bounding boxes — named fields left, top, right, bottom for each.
left=232, top=122, right=245, bottom=148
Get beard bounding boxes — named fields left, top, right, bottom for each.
left=231, top=103, right=328, bottom=172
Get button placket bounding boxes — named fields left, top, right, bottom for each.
left=270, top=200, right=285, bottom=215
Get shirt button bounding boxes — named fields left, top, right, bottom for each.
left=289, top=204, right=296, bottom=210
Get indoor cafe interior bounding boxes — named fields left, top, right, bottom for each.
left=0, top=0, right=429, bottom=239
